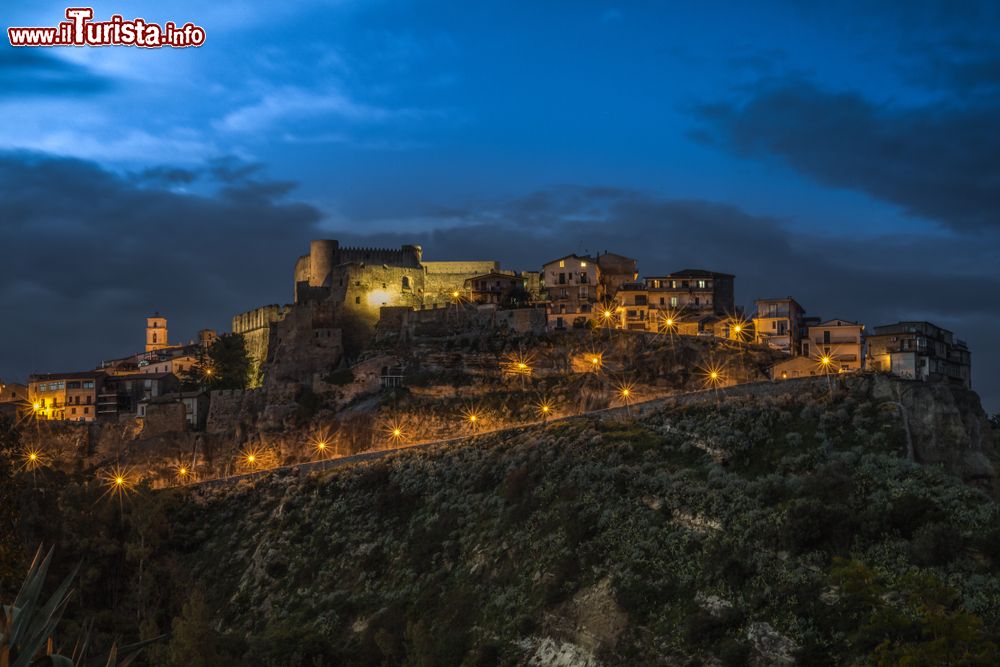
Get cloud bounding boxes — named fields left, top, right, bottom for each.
left=0, top=152, right=322, bottom=381
left=217, top=87, right=398, bottom=133
left=0, top=47, right=112, bottom=97
left=693, top=78, right=1000, bottom=232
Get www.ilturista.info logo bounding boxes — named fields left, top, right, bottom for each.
left=8, top=8, right=205, bottom=48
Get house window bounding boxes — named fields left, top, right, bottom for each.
left=559, top=260, right=565, bottom=268
left=402, top=276, right=411, bottom=289
left=355, top=296, right=361, bottom=304
left=580, top=261, right=587, bottom=267
left=659, top=297, right=665, bottom=305
left=579, top=287, right=588, bottom=298
left=559, top=273, right=566, bottom=285
left=698, top=280, right=706, bottom=288
left=823, top=331, right=831, bottom=344
left=84, top=407, right=89, bottom=414
left=670, top=297, right=679, bottom=307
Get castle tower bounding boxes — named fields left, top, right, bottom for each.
left=146, top=314, right=168, bottom=353
left=309, top=239, right=339, bottom=287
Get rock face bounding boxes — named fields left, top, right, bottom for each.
left=869, top=374, right=997, bottom=483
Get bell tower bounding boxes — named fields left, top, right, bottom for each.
left=146, top=313, right=168, bottom=353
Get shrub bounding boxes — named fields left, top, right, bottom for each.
left=910, top=522, right=963, bottom=567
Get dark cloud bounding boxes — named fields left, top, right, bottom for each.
left=694, top=79, right=1000, bottom=232
left=0, top=48, right=112, bottom=96
left=0, top=151, right=322, bottom=381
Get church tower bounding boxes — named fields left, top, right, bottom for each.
left=146, top=314, right=168, bottom=353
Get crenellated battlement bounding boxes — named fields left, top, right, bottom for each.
left=338, top=244, right=422, bottom=267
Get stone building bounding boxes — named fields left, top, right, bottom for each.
left=612, top=269, right=736, bottom=333
left=463, top=272, right=528, bottom=305
left=0, top=380, right=27, bottom=404
left=800, top=319, right=865, bottom=371
left=542, top=254, right=602, bottom=329
left=866, top=321, right=971, bottom=388
left=101, top=316, right=215, bottom=378
left=234, top=239, right=503, bottom=385
left=28, top=371, right=105, bottom=422
left=753, top=297, right=806, bottom=355
left=595, top=252, right=639, bottom=297
left=291, top=239, right=499, bottom=310
left=146, top=314, right=168, bottom=352
left=98, top=372, right=180, bottom=420
left=640, top=270, right=735, bottom=317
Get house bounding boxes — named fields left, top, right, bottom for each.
left=0, top=381, right=27, bottom=404
left=801, top=319, right=865, bottom=372
left=640, top=269, right=735, bottom=318
left=866, top=321, right=971, bottom=388
left=463, top=272, right=528, bottom=305
left=753, top=297, right=806, bottom=355
left=771, top=355, right=829, bottom=380
left=98, top=372, right=180, bottom=420
left=139, top=390, right=209, bottom=429
left=541, top=254, right=602, bottom=329
left=616, top=282, right=650, bottom=330
left=595, top=252, right=638, bottom=299
left=27, top=371, right=106, bottom=422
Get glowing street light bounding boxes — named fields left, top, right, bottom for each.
left=313, top=438, right=332, bottom=459
left=727, top=315, right=751, bottom=343
left=536, top=398, right=554, bottom=423
left=384, top=419, right=406, bottom=446
left=99, top=464, right=137, bottom=509
left=239, top=447, right=266, bottom=471
left=20, top=447, right=47, bottom=472
left=461, top=406, right=484, bottom=432
left=615, top=381, right=636, bottom=415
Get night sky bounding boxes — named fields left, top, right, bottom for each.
left=2, top=1, right=998, bottom=411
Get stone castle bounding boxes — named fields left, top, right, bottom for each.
left=233, top=240, right=507, bottom=384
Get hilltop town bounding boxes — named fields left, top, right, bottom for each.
left=1, top=243, right=995, bottom=665
left=1, top=238, right=972, bottom=435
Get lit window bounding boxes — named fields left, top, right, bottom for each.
left=580, top=261, right=587, bottom=267
left=559, top=260, right=565, bottom=268
left=698, top=280, right=706, bottom=288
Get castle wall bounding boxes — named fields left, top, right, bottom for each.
left=232, top=304, right=291, bottom=383
left=339, top=245, right=422, bottom=268
left=422, top=260, right=501, bottom=307
left=266, top=302, right=344, bottom=389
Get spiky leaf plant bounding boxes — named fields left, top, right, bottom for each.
left=0, top=547, right=159, bottom=667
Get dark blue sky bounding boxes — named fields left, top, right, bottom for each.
left=2, top=1, right=999, bottom=411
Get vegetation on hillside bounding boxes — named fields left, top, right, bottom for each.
left=6, top=382, right=999, bottom=665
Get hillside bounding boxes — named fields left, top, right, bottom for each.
left=12, top=374, right=1000, bottom=666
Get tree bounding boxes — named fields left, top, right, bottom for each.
left=165, top=591, right=226, bottom=667
left=181, top=334, right=251, bottom=391
left=0, top=414, right=23, bottom=596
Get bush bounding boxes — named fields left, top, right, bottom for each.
left=910, top=522, right=963, bottom=567
left=781, top=497, right=856, bottom=554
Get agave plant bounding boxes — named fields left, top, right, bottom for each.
left=0, top=547, right=160, bottom=667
